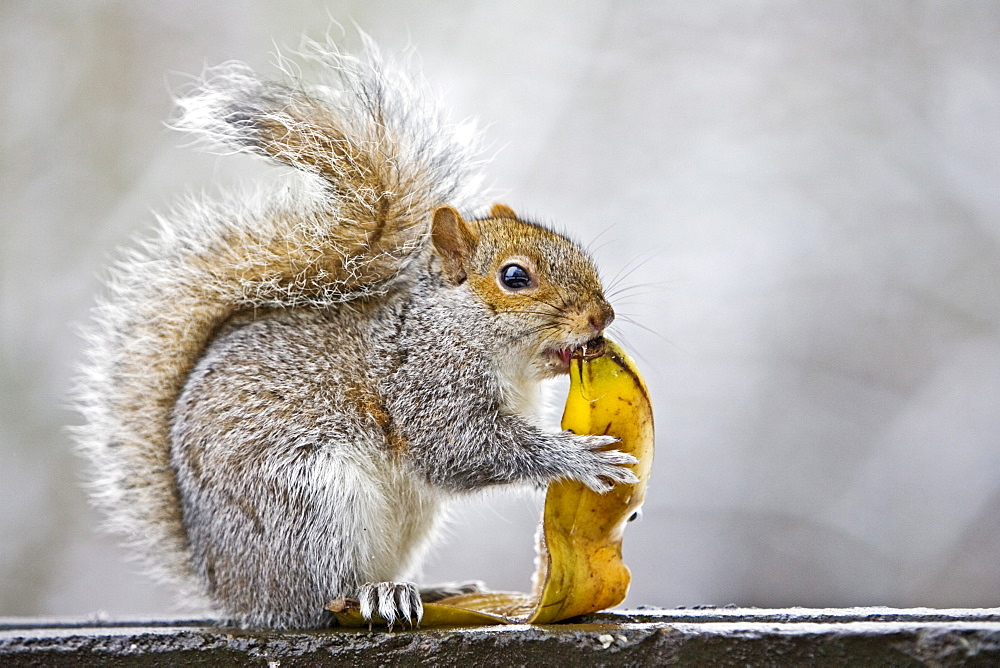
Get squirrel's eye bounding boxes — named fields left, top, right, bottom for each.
left=500, top=263, right=533, bottom=290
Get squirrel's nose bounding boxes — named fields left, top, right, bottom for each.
left=587, top=301, right=615, bottom=334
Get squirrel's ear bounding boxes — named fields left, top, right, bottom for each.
left=431, top=206, right=478, bottom=284
left=489, top=203, right=518, bottom=220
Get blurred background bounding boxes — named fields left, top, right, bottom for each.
left=2, top=1, right=999, bottom=618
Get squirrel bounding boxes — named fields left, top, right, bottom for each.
left=74, top=38, right=637, bottom=629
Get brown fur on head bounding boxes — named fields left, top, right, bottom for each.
left=431, top=204, right=614, bottom=379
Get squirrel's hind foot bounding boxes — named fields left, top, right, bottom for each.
left=419, top=580, right=486, bottom=603
left=358, top=581, right=423, bottom=630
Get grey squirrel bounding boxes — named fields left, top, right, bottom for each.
left=75, top=38, right=637, bottom=629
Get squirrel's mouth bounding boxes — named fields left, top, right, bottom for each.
left=544, top=336, right=606, bottom=374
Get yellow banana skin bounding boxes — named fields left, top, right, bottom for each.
left=331, top=337, right=654, bottom=627
left=528, top=337, right=654, bottom=621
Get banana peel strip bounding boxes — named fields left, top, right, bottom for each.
left=330, top=337, right=654, bottom=627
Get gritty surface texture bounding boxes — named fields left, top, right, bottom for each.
left=2, top=608, right=1000, bottom=666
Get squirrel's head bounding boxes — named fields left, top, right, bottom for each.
left=431, top=204, right=614, bottom=379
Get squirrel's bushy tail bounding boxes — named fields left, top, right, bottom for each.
left=74, top=37, right=487, bottom=602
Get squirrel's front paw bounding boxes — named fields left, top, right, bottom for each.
left=358, top=581, right=423, bottom=629
left=568, top=434, right=639, bottom=493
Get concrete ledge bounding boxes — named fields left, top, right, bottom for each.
left=2, top=607, right=999, bottom=666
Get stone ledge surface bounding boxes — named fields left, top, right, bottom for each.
left=2, top=607, right=999, bottom=666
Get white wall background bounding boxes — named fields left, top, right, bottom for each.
left=2, top=1, right=999, bottom=618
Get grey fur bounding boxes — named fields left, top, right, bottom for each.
left=74, top=37, right=635, bottom=629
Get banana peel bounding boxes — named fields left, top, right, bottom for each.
left=330, top=337, right=654, bottom=627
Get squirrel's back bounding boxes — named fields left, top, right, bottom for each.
left=74, top=37, right=488, bottom=602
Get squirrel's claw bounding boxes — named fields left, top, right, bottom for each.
left=570, top=434, right=640, bottom=493
left=590, top=449, right=641, bottom=492
left=358, top=581, right=423, bottom=630
left=578, top=434, right=621, bottom=450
